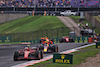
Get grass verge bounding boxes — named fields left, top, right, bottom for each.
left=28, top=45, right=100, bottom=67
left=0, top=16, right=66, bottom=34
left=0, top=42, right=21, bottom=45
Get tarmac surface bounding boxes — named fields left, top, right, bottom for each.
left=0, top=43, right=89, bottom=67
left=57, top=16, right=81, bottom=36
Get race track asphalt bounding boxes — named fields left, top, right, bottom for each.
left=0, top=43, right=89, bottom=67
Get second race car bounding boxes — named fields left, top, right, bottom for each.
left=38, top=44, right=58, bottom=53
left=38, top=37, right=58, bottom=53
left=59, top=36, right=74, bottom=43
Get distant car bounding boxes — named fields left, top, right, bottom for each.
left=60, top=10, right=77, bottom=16
left=38, top=44, right=58, bottom=53
left=59, top=36, right=74, bottom=43
left=39, top=37, right=53, bottom=44
left=13, top=47, right=43, bottom=61
left=80, top=29, right=95, bottom=36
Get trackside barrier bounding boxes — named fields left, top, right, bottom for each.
left=96, top=42, right=100, bottom=48
left=30, top=38, right=60, bottom=44
left=21, top=41, right=31, bottom=44
left=31, top=39, right=40, bottom=44
left=0, top=36, right=12, bottom=42
left=73, top=37, right=89, bottom=43
left=52, top=38, right=60, bottom=43
left=21, top=37, right=89, bottom=44
left=53, top=53, right=73, bottom=64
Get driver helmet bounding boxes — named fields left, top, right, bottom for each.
left=24, top=47, right=30, bottom=51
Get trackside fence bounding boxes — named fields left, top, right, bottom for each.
left=0, top=27, right=69, bottom=42
left=0, top=27, right=90, bottom=43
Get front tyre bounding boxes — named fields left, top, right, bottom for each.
left=13, top=51, right=19, bottom=61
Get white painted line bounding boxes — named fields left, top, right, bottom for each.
left=61, top=49, right=78, bottom=54
left=74, top=43, right=96, bottom=50
left=11, top=43, right=95, bottom=67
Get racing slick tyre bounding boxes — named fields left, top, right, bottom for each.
left=53, top=45, right=58, bottom=52
left=35, top=51, right=41, bottom=60
left=39, top=39, right=45, bottom=44
left=39, top=39, right=42, bottom=44
left=59, top=39, right=63, bottom=43
left=13, top=51, right=19, bottom=61
left=69, top=39, right=74, bottom=42
left=39, top=46, right=44, bottom=50
left=40, top=50, right=43, bottom=59
left=63, top=39, right=66, bottom=42
left=51, top=39, right=54, bottom=42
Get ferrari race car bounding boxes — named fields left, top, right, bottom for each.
left=13, top=47, right=43, bottom=61
left=38, top=44, right=58, bottom=53
left=59, top=36, right=74, bottom=43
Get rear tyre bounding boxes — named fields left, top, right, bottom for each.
left=35, top=51, right=41, bottom=60
left=13, top=51, right=19, bottom=61
left=39, top=46, right=44, bottom=50
left=39, top=39, right=43, bottom=43
left=40, top=50, right=43, bottom=59
left=53, top=45, right=58, bottom=52
left=63, top=39, right=66, bottom=42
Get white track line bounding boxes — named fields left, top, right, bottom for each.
left=11, top=43, right=95, bottom=67
left=74, top=43, right=96, bottom=50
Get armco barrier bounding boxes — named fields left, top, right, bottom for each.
left=0, top=36, right=12, bottom=42
left=73, top=37, right=88, bottom=43
left=31, top=40, right=39, bottom=44
left=30, top=38, right=60, bottom=44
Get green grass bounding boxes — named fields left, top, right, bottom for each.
left=0, top=42, right=21, bottom=44
left=28, top=45, right=100, bottom=67
left=0, top=16, right=66, bottom=34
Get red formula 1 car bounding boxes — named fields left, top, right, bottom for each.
left=38, top=44, right=58, bottom=53
left=59, top=36, right=74, bottom=43
left=13, top=47, right=43, bottom=61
